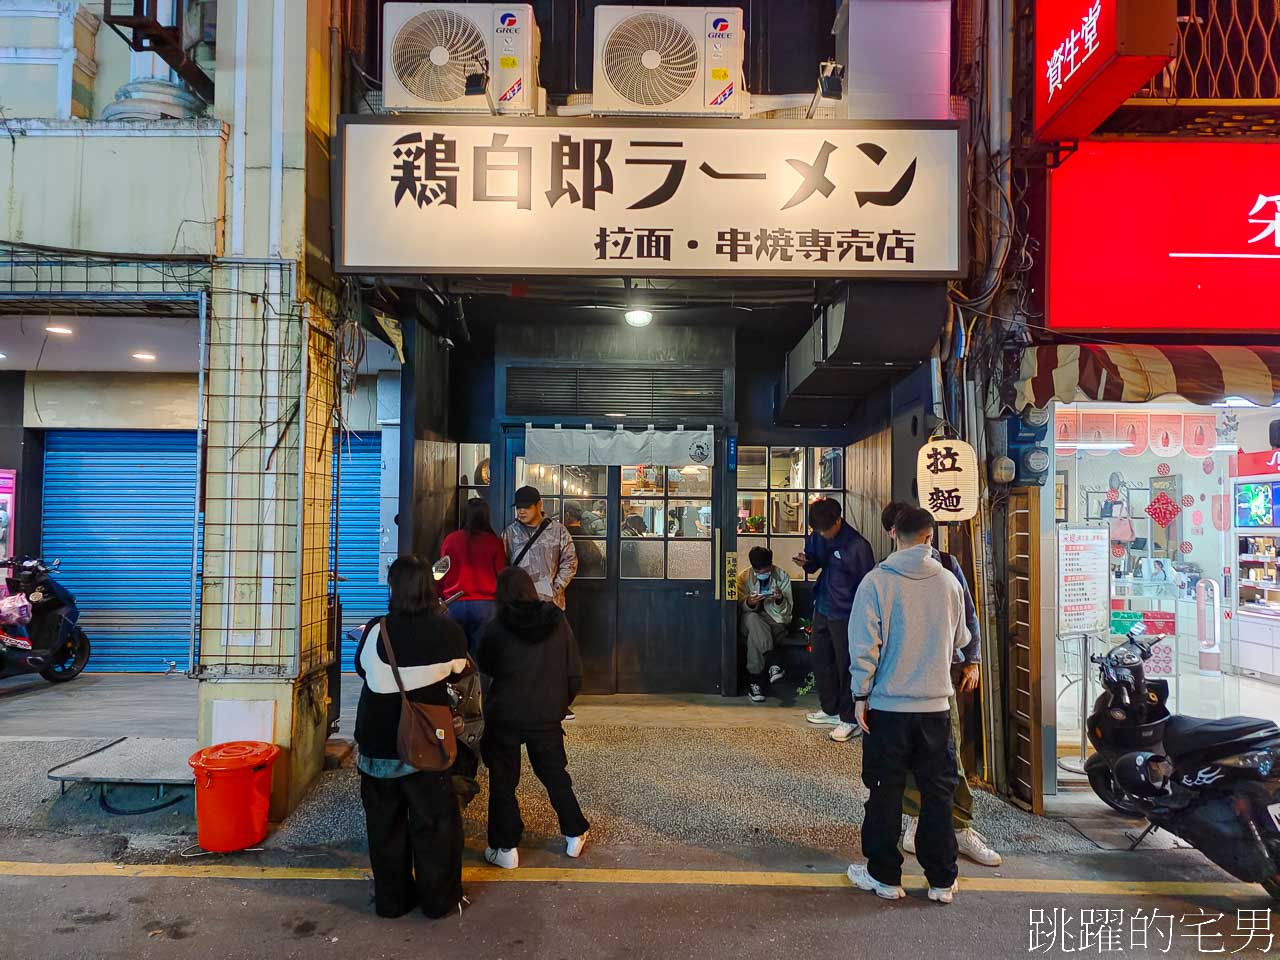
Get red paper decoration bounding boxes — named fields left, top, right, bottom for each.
left=1106, top=488, right=1121, bottom=503
left=1192, top=509, right=1204, bottom=525
left=1112, top=544, right=1126, bottom=558
left=1157, top=463, right=1171, bottom=477
left=1202, top=458, right=1214, bottom=474
left=1145, top=491, right=1182, bottom=529
left=1181, top=495, right=1195, bottom=508
left=1179, top=541, right=1193, bottom=555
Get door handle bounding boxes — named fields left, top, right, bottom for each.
left=685, top=590, right=701, bottom=597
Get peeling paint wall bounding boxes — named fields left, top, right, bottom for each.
left=24, top=372, right=197, bottom=430
left=0, top=120, right=226, bottom=255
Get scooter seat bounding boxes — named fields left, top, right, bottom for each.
left=1163, top=715, right=1279, bottom=759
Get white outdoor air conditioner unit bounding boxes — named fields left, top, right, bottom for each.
left=382, top=3, right=542, bottom=114
left=592, top=6, right=748, bottom=116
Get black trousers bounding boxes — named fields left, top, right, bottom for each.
left=360, top=770, right=463, bottom=918
left=860, top=709, right=960, bottom=889
left=482, top=725, right=590, bottom=850
left=810, top=613, right=854, bottom=722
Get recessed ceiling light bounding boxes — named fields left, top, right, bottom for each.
left=132, top=352, right=157, bottom=361
left=624, top=309, right=653, bottom=327
left=46, top=326, right=73, bottom=335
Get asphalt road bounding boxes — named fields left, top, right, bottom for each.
left=1, top=834, right=1275, bottom=960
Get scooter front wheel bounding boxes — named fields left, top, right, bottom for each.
left=1086, top=761, right=1146, bottom=816
left=40, top=627, right=90, bottom=683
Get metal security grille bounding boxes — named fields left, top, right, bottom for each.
left=332, top=431, right=389, bottom=670
left=1133, top=1, right=1280, bottom=100
left=41, top=431, right=199, bottom=673
left=506, top=366, right=725, bottom=420
left=1005, top=487, right=1043, bottom=814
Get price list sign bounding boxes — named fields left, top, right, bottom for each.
left=1057, top=524, right=1111, bottom=636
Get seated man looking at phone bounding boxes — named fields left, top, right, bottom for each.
left=737, top=546, right=793, bottom=703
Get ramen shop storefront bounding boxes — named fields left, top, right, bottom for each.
left=336, top=115, right=963, bottom=695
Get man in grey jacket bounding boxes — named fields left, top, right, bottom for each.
left=880, top=502, right=1001, bottom=868
left=502, top=486, right=578, bottom=611
left=845, top=505, right=968, bottom=905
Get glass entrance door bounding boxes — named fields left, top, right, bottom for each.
left=504, top=432, right=721, bottom=693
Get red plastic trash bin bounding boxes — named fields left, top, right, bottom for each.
left=188, top=741, right=281, bottom=852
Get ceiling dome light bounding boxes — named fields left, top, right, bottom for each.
left=0, top=353, right=6, bottom=360
left=624, top=309, right=653, bottom=327
left=46, top=325, right=73, bottom=335
left=132, top=352, right=157, bottom=361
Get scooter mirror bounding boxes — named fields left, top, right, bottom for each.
left=431, top=556, right=451, bottom=581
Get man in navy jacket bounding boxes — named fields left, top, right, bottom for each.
left=794, top=497, right=876, bottom=743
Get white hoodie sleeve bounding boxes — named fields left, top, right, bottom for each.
left=952, top=580, right=971, bottom=653
left=847, top=575, right=883, bottom=700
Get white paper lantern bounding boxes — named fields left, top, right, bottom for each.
left=916, top=439, right=979, bottom=522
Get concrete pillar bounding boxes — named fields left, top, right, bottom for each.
left=194, top=0, right=339, bottom=817
left=196, top=272, right=335, bottom=816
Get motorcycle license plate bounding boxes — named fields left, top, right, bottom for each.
left=1269, top=802, right=1280, bottom=832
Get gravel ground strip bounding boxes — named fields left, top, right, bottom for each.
left=269, top=724, right=1094, bottom=856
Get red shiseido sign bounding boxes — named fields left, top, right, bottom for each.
left=1047, top=140, right=1280, bottom=333
left=1034, top=0, right=1176, bottom=142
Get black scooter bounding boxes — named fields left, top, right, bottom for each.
left=0, top=556, right=91, bottom=683
left=1084, top=622, right=1172, bottom=814
left=1086, top=623, right=1280, bottom=900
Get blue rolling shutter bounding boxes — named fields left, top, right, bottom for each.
left=41, top=431, right=198, bottom=673
left=333, top=431, right=388, bottom=670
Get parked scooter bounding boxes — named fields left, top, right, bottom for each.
left=1084, top=622, right=1172, bottom=814
left=0, top=556, right=91, bottom=683
left=1086, top=623, right=1280, bottom=899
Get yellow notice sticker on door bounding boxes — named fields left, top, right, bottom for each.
left=500, top=56, right=519, bottom=70
left=711, top=67, right=730, bottom=82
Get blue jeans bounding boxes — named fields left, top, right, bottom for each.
left=449, top=599, right=495, bottom=655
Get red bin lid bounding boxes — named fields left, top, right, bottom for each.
left=189, top=740, right=280, bottom=771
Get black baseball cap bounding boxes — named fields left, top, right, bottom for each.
left=513, top=485, right=542, bottom=508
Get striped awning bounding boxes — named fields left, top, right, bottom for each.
left=1014, top=345, right=1280, bottom=410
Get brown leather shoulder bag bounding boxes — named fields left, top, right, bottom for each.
left=379, top=617, right=458, bottom=772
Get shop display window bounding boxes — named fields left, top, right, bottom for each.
left=737, top=446, right=847, bottom=580
left=1051, top=401, right=1280, bottom=784
left=621, top=464, right=711, bottom=580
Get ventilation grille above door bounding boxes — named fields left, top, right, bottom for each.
left=506, top=366, right=725, bottom=420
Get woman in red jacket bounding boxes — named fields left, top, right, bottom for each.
left=439, top=498, right=505, bottom=654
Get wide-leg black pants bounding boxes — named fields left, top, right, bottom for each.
left=360, top=770, right=463, bottom=918
left=860, top=709, right=960, bottom=889
left=482, top=725, right=590, bottom=850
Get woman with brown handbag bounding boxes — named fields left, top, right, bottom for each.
left=354, top=555, right=469, bottom=919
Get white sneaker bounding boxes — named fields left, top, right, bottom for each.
left=928, top=882, right=958, bottom=904
left=806, top=711, right=841, bottom=726
left=483, top=847, right=518, bottom=870
left=846, top=863, right=905, bottom=900
left=768, top=665, right=786, bottom=684
left=957, top=828, right=1002, bottom=867
left=565, top=832, right=589, bottom=859
left=902, top=816, right=917, bottom=854
left=747, top=683, right=766, bottom=703
left=829, top=721, right=860, bottom=742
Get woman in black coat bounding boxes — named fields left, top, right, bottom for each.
left=476, top=566, right=590, bottom=870
left=354, top=555, right=469, bottom=919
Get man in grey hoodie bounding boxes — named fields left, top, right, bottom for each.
left=845, top=505, right=969, bottom=905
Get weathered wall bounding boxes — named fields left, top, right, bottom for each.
left=0, top=120, right=227, bottom=255
left=23, top=372, right=197, bottom=430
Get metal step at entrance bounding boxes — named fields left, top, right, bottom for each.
left=47, top=737, right=197, bottom=796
